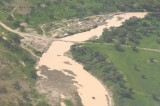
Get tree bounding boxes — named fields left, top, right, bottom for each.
left=30, top=6, right=35, bottom=16
left=134, top=64, right=139, bottom=71
left=141, top=75, right=147, bottom=79
left=152, top=93, right=160, bottom=102
left=7, top=15, right=14, bottom=21
left=23, top=91, right=31, bottom=102
left=117, top=88, right=133, bottom=98
left=119, top=38, right=126, bottom=44
left=36, top=101, right=49, bottom=106
left=11, top=34, right=21, bottom=44
left=131, top=46, right=138, bottom=52
left=49, top=14, right=55, bottom=20
left=96, top=53, right=107, bottom=62
left=17, top=98, right=24, bottom=106
left=92, top=8, right=100, bottom=15
left=5, top=0, right=11, bottom=3
left=20, top=26, right=25, bottom=32
left=46, top=1, right=51, bottom=6
left=0, top=87, right=7, bottom=94
left=14, top=21, right=21, bottom=28
left=30, top=69, right=37, bottom=79
left=13, top=81, right=21, bottom=90
left=149, top=58, right=155, bottom=63
left=0, top=1, right=4, bottom=5
left=125, top=16, right=140, bottom=26
left=114, top=43, right=124, bottom=52
left=37, top=3, right=41, bottom=7
left=25, top=17, right=30, bottom=24
left=156, top=39, right=160, bottom=44
left=103, top=35, right=113, bottom=43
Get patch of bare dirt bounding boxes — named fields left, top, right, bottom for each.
left=36, top=65, right=78, bottom=106
left=11, top=0, right=32, bottom=7
left=16, top=7, right=31, bottom=15
left=10, top=0, right=33, bottom=15
left=42, top=13, right=124, bottom=38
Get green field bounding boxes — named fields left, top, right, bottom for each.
left=71, top=41, right=160, bottom=106
left=71, top=13, right=160, bottom=106
left=1, top=0, right=160, bottom=105
left=86, top=43, right=160, bottom=106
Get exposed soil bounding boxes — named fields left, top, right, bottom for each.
left=45, top=13, right=123, bottom=38
left=10, top=0, right=32, bottom=15
left=36, top=65, right=78, bottom=105
left=0, top=12, right=148, bottom=106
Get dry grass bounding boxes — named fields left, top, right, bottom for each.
left=16, top=7, right=31, bottom=15
left=10, top=0, right=33, bottom=15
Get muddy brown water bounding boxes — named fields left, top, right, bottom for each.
left=36, top=12, right=147, bottom=106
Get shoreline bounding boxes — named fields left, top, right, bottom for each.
left=0, top=11, right=147, bottom=106
left=36, top=12, right=147, bottom=106
left=65, top=50, right=114, bottom=106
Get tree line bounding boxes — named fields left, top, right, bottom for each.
left=95, top=13, right=160, bottom=51
left=71, top=45, right=134, bottom=104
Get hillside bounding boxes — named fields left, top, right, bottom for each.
left=1, top=0, right=160, bottom=31
left=0, top=0, right=160, bottom=106
left=0, top=27, right=49, bottom=106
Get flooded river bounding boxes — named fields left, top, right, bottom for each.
left=37, top=12, right=147, bottom=106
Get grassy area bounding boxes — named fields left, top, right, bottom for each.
left=64, top=99, right=73, bottom=106
left=71, top=13, right=160, bottom=106
left=85, top=43, right=160, bottom=106
left=1, top=0, right=160, bottom=30
left=95, top=13, right=160, bottom=49
left=0, top=26, right=49, bottom=105
left=63, top=93, right=83, bottom=106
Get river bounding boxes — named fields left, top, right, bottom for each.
left=36, top=12, right=147, bottom=106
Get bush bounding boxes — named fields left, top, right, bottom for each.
left=131, top=46, right=138, bottom=52
left=23, top=91, right=32, bottom=102
left=156, top=39, right=160, bottom=44
left=13, top=81, right=22, bottom=90
left=30, top=69, right=37, bottom=79
left=114, top=43, right=124, bottom=52
left=36, top=101, right=49, bottom=106
left=7, top=15, right=14, bottom=21
left=0, top=87, right=7, bottom=94
left=13, top=21, right=21, bottom=28
left=152, top=94, right=160, bottom=102
left=20, top=26, right=25, bottom=32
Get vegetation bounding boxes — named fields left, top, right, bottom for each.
left=63, top=93, right=83, bottom=106
left=1, top=0, right=160, bottom=30
left=71, top=13, right=160, bottom=106
left=93, top=13, right=160, bottom=50
left=64, top=99, right=73, bottom=106
left=1, top=0, right=160, bottom=105
left=71, top=45, right=134, bottom=105
left=0, top=27, right=49, bottom=106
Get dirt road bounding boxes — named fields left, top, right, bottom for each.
left=0, top=12, right=148, bottom=106
left=37, top=12, right=147, bottom=106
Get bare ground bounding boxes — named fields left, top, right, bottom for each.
left=0, top=12, right=149, bottom=106
left=36, top=65, right=79, bottom=106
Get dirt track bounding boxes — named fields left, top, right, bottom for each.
left=36, top=12, right=147, bottom=106
left=0, top=12, right=148, bottom=106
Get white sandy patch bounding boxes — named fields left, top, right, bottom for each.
left=61, top=94, right=65, bottom=99
left=60, top=94, right=66, bottom=106
left=61, top=102, right=66, bottom=106
left=36, top=71, right=48, bottom=79
left=2, top=37, right=7, bottom=40
left=37, top=12, right=147, bottom=106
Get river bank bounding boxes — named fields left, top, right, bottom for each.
left=0, top=12, right=148, bottom=106
left=36, top=12, right=147, bottom=106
